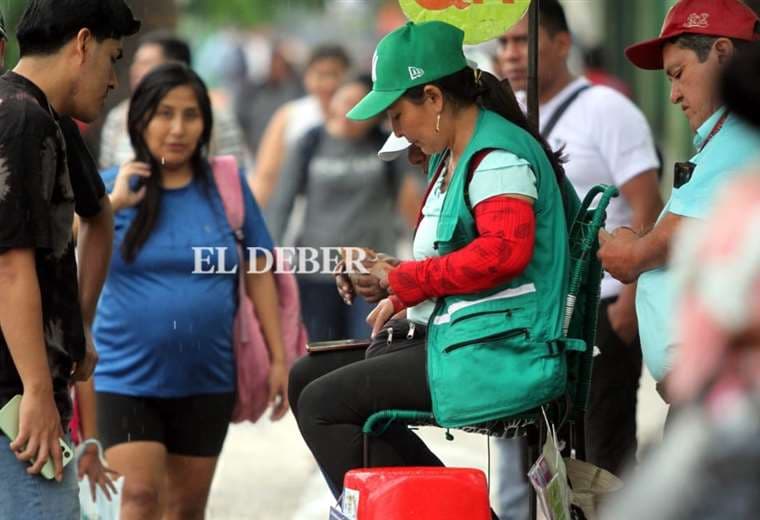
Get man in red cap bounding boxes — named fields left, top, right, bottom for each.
left=598, top=0, right=760, bottom=400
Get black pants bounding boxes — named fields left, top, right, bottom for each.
left=584, top=297, right=642, bottom=475
left=289, top=343, right=444, bottom=496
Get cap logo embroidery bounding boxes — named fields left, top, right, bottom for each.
left=684, top=12, right=709, bottom=29
left=408, top=66, right=425, bottom=80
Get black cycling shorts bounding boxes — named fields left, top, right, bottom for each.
left=96, top=391, right=235, bottom=457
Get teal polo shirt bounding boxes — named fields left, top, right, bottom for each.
left=636, top=108, right=760, bottom=381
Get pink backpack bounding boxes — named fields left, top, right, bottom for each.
left=211, top=156, right=308, bottom=423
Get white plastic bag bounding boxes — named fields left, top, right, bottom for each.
left=79, top=474, right=124, bottom=520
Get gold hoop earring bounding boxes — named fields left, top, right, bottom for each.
left=435, top=113, right=441, bottom=134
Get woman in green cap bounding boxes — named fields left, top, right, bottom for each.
left=289, top=20, right=575, bottom=501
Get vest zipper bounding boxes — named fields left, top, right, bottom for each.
left=443, top=327, right=529, bottom=354
left=449, top=307, right=522, bottom=325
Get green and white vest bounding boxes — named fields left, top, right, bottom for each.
left=425, top=109, right=580, bottom=427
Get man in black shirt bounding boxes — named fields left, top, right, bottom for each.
left=0, top=1, right=139, bottom=516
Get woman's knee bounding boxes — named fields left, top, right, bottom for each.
left=294, top=378, right=335, bottom=436
left=120, top=482, right=162, bottom=518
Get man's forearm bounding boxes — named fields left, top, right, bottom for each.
left=0, top=250, right=52, bottom=393
left=77, top=197, right=114, bottom=325
left=631, top=211, right=683, bottom=274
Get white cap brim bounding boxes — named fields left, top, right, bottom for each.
left=378, top=133, right=412, bottom=162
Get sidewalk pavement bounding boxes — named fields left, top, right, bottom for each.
left=206, top=369, right=668, bottom=519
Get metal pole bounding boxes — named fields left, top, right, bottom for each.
left=527, top=0, right=540, bottom=131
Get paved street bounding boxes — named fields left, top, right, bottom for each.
left=206, top=370, right=668, bottom=519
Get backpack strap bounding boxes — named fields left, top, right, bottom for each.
left=297, top=126, right=325, bottom=193
left=464, top=148, right=496, bottom=211
left=211, top=155, right=245, bottom=243
left=540, top=84, right=592, bottom=139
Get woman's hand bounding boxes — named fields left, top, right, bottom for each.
left=77, top=443, right=120, bottom=502
left=349, top=273, right=389, bottom=303
left=110, top=161, right=151, bottom=211
left=268, top=361, right=290, bottom=421
left=367, top=260, right=396, bottom=291
left=367, top=298, right=401, bottom=338
left=336, top=249, right=400, bottom=304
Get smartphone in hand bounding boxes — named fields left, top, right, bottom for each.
left=0, top=395, right=74, bottom=480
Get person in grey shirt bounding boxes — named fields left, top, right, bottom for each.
left=268, top=76, right=410, bottom=341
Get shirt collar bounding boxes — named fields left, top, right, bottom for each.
left=1, top=71, right=57, bottom=118
left=693, top=107, right=728, bottom=149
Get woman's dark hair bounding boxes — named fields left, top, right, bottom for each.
left=122, top=62, right=214, bottom=262
left=403, top=67, right=565, bottom=182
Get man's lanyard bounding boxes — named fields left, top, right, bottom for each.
left=697, top=111, right=730, bottom=154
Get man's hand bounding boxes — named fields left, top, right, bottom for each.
left=598, top=227, right=641, bottom=284
left=10, top=389, right=64, bottom=481
left=78, top=444, right=120, bottom=502
left=71, top=327, right=98, bottom=382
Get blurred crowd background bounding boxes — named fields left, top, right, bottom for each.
left=1, top=0, right=757, bottom=198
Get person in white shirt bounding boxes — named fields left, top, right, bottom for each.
left=494, top=1, right=663, bottom=518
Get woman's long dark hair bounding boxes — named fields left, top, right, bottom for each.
left=403, top=67, right=565, bottom=182
left=121, top=62, right=214, bottom=262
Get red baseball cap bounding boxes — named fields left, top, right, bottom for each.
left=625, top=0, right=760, bottom=70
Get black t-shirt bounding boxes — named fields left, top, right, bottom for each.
left=0, top=72, right=105, bottom=421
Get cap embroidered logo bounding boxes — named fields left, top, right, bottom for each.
left=684, top=12, right=710, bottom=29
left=408, top=66, right=425, bottom=80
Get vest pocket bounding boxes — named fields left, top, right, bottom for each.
left=443, top=328, right=529, bottom=354
left=450, top=308, right=523, bottom=325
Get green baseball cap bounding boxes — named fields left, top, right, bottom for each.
left=347, top=21, right=468, bottom=121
